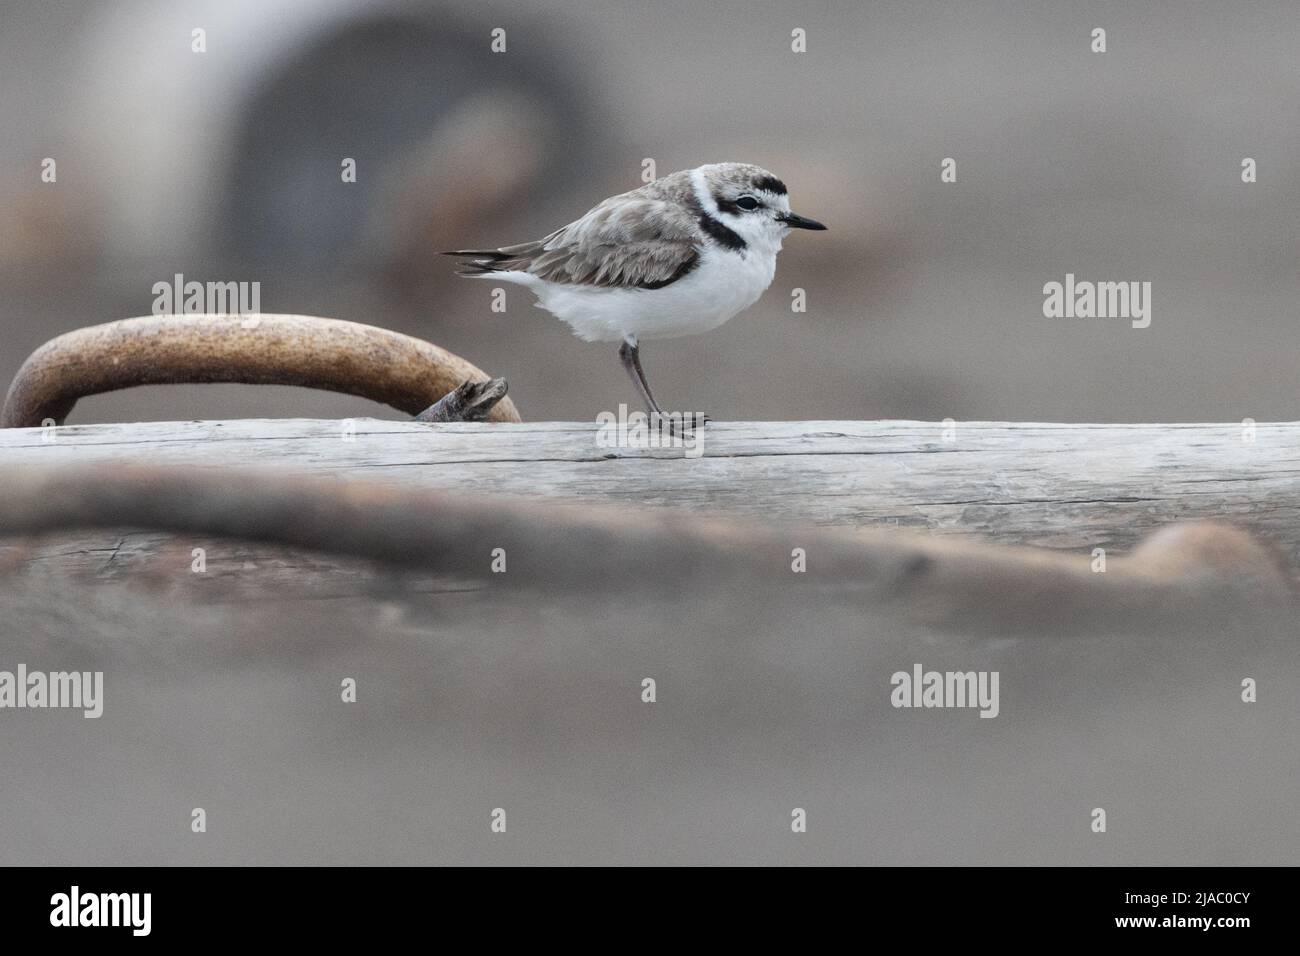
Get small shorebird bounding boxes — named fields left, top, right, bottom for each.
left=446, top=162, right=826, bottom=424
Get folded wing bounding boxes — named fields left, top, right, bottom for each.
left=446, top=196, right=702, bottom=290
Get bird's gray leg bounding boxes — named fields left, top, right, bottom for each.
left=618, top=336, right=706, bottom=434
left=619, top=336, right=666, bottom=419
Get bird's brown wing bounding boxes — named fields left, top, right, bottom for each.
left=447, top=195, right=702, bottom=290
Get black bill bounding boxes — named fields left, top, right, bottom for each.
left=777, top=212, right=828, bottom=230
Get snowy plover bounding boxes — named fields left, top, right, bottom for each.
left=447, top=162, right=826, bottom=423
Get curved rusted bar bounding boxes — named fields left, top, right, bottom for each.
left=0, top=313, right=521, bottom=427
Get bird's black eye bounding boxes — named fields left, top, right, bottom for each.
left=735, top=196, right=760, bottom=211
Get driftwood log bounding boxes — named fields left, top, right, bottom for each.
left=0, top=419, right=1294, bottom=633
left=414, top=378, right=511, bottom=423
left=2, top=321, right=1295, bottom=865
left=1, top=422, right=1295, bottom=865
left=1, top=418, right=1295, bottom=555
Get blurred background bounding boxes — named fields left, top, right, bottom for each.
left=1, top=0, right=1297, bottom=425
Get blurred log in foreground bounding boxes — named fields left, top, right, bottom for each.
left=0, top=463, right=1290, bottom=636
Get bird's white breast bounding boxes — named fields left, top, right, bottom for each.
left=491, top=243, right=779, bottom=343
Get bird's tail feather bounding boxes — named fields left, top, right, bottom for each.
left=442, top=248, right=519, bottom=277
left=443, top=249, right=514, bottom=260
left=442, top=250, right=503, bottom=277
left=444, top=239, right=547, bottom=277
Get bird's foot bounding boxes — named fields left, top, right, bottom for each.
left=662, top=411, right=709, bottom=437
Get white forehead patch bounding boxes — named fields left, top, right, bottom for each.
left=690, top=167, right=719, bottom=216
left=767, top=191, right=792, bottom=212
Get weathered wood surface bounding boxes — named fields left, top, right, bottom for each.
left=1, top=421, right=1296, bottom=864
left=2, top=418, right=1297, bottom=558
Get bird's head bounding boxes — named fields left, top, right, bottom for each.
left=695, top=163, right=827, bottom=251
